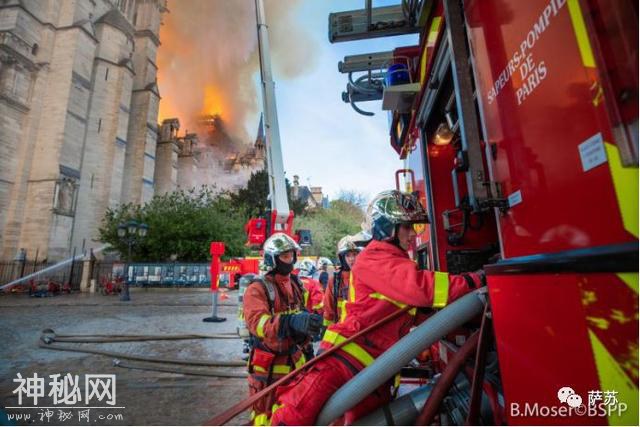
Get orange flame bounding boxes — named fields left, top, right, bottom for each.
left=202, top=85, right=229, bottom=120
left=156, top=0, right=316, bottom=141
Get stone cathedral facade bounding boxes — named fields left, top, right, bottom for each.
left=0, top=0, right=167, bottom=261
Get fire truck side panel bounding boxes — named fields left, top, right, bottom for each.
left=465, top=0, right=637, bottom=259
left=489, top=272, right=638, bottom=425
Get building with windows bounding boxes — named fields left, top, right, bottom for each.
left=0, top=0, right=166, bottom=261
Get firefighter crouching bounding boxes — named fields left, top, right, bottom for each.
left=270, top=190, right=486, bottom=425
left=322, top=234, right=363, bottom=327
left=243, top=233, right=323, bottom=425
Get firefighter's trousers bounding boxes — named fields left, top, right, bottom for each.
left=269, top=355, right=390, bottom=425
left=248, top=374, right=277, bottom=426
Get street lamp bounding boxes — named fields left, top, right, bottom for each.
left=117, top=220, right=148, bottom=301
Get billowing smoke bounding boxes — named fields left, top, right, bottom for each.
left=157, top=0, right=317, bottom=192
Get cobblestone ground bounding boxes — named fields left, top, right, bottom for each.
left=0, top=289, right=250, bottom=426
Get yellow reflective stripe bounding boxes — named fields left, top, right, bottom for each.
left=295, top=354, right=306, bottom=369
left=338, top=300, right=348, bottom=322
left=420, top=17, right=442, bottom=85
left=253, top=413, right=269, bottom=426
left=256, top=314, right=271, bottom=338
left=323, top=318, right=333, bottom=327
left=304, top=289, right=309, bottom=306
left=271, top=402, right=285, bottom=416
left=313, top=302, right=323, bottom=311
left=605, top=143, right=639, bottom=238
left=272, top=365, right=292, bottom=375
left=433, top=272, right=450, bottom=308
left=588, top=330, right=638, bottom=425
left=254, top=362, right=303, bottom=375
left=618, top=273, right=639, bottom=294
left=427, top=17, right=441, bottom=47
left=567, top=0, right=595, bottom=67
left=348, top=272, right=355, bottom=302
left=369, top=292, right=417, bottom=316
left=323, top=330, right=375, bottom=367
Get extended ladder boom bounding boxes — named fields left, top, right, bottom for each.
left=255, top=0, right=290, bottom=229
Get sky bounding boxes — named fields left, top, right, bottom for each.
left=158, top=0, right=419, bottom=202
left=256, top=0, right=418, bottom=201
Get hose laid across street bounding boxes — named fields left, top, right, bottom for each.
left=112, top=359, right=247, bottom=378
left=40, top=328, right=240, bottom=343
left=37, top=342, right=246, bottom=367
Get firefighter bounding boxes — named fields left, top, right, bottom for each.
left=322, top=235, right=361, bottom=327
left=243, top=233, right=323, bottom=426
left=316, top=258, right=331, bottom=290
left=296, top=259, right=324, bottom=315
left=270, top=190, right=485, bottom=425
left=296, top=259, right=325, bottom=360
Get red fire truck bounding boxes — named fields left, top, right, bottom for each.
left=330, top=0, right=637, bottom=425
left=218, top=257, right=261, bottom=289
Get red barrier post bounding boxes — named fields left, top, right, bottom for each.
left=203, top=242, right=226, bottom=323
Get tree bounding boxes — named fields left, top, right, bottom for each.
left=98, top=188, right=247, bottom=262
left=230, top=170, right=269, bottom=217
left=296, top=199, right=364, bottom=258
left=231, top=169, right=307, bottom=217
left=98, top=173, right=362, bottom=262
left=336, top=190, right=369, bottom=210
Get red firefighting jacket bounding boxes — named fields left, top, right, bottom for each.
left=323, top=269, right=352, bottom=325
left=300, top=276, right=324, bottom=315
left=243, top=273, right=307, bottom=380
left=320, top=240, right=480, bottom=370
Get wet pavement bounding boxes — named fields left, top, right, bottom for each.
left=0, top=289, right=249, bottom=425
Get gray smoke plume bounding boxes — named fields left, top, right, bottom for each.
left=157, top=0, right=316, bottom=141
left=157, top=0, right=316, bottom=192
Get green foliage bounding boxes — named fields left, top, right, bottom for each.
left=230, top=169, right=307, bottom=217
left=296, top=199, right=364, bottom=258
left=99, top=172, right=364, bottom=262
left=230, top=170, right=269, bottom=217
left=335, top=189, right=369, bottom=210
left=98, top=188, right=247, bottom=262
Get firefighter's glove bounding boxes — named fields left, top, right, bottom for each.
left=279, top=312, right=323, bottom=339
left=462, top=270, right=486, bottom=289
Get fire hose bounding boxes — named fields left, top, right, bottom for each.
left=353, top=327, right=499, bottom=425
left=112, top=359, right=246, bottom=378
left=38, top=341, right=246, bottom=367
left=38, top=329, right=247, bottom=378
left=40, top=328, right=240, bottom=343
left=205, top=305, right=413, bottom=426
left=316, top=289, right=486, bottom=425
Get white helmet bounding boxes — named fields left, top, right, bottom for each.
left=351, top=230, right=373, bottom=247
left=296, top=259, right=317, bottom=278
left=263, top=233, right=301, bottom=269
left=337, top=235, right=360, bottom=257
left=317, top=257, right=333, bottom=269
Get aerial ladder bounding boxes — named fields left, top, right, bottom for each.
left=244, top=0, right=310, bottom=248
